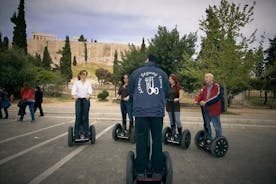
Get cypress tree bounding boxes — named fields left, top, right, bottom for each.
left=141, top=37, right=146, bottom=52
left=10, top=0, right=27, bottom=53
left=42, top=46, right=52, bottom=70
left=73, top=56, right=77, bottom=66
left=3, top=37, right=9, bottom=50
left=60, top=36, right=72, bottom=82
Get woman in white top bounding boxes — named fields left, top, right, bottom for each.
left=71, top=70, right=93, bottom=138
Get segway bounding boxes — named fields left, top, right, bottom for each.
left=194, top=104, right=229, bottom=157
left=162, top=99, right=191, bottom=149
left=126, top=132, right=173, bottom=184
left=112, top=123, right=135, bottom=143
left=68, top=124, right=96, bottom=147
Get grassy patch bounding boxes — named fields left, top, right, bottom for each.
left=44, top=95, right=73, bottom=103
left=72, top=63, right=112, bottom=78
left=246, top=96, right=276, bottom=109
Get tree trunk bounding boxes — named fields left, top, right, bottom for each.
left=264, top=90, right=268, bottom=105
left=223, top=83, right=228, bottom=112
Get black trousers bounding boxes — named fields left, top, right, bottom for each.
left=34, top=102, right=44, bottom=116
left=135, top=117, right=163, bottom=173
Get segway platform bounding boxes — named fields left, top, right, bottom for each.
left=112, top=123, right=135, bottom=143
left=162, top=127, right=191, bottom=149
left=194, top=130, right=228, bottom=157
left=194, top=105, right=229, bottom=157
left=68, top=125, right=96, bottom=147
left=126, top=151, right=173, bottom=184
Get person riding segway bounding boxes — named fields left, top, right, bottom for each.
left=112, top=74, right=135, bottom=143
left=162, top=74, right=191, bottom=149
left=194, top=73, right=228, bottom=157
left=126, top=53, right=173, bottom=183
left=68, top=70, right=96, bottom=146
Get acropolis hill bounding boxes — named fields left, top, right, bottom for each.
left=27, top=32, right=130, bottom=66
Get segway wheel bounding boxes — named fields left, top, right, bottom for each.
left=68, top=126, right=74, bottom=147
left=112, top=123, right=122, bottom=141
left=162, top=127, right=172, bottom=145
left=163, top=151, right=173, bottom=184
left=129, top=126, right=135, bottom=144
left=194, top=130, right=206, bottom=149
left=210, top=136, right=229, bottom=157
left=90, top=125, right=96, bottom=144
left=180, top=129, right=191, bottom=149
left=126, top=151, right=135, bottom=184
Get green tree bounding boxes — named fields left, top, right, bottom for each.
left=112, top=50, right=120, bottom=95
left=10, top=0, right=27, bottom=53
left=148, top=26, right=197, bottom=75
left=0, top=33, right=3, bottom=51
left=78, top=35, right=87, bottom=42
left=141, top=37, right=146, bottom=52
left=42, top=46, right=52, bottom=70
left=95, top=68, right=112, bottom=85
left=194, top=0, right=256, bottom=110
left=73, top=55, right=77, bottom=66
left=84, top=42, right=88, bottom=63
left=119, top=44, right=147, bottom=76
left=3, top=37, right=9, bottom=50
left=60, top=36, right=72, bottom=83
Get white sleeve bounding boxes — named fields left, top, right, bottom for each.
left=88, top=82, right=93, bottom=96
left=71, top=82, right=77, bottom=96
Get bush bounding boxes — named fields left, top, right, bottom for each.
left=97, top=90, right=109, bottom=101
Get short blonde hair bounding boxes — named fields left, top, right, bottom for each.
left=205, top=73, right=214, bottom=80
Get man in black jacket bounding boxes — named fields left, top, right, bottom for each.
left=34, top=86, right=44, bottom=116
left=128, top=54, right=169, bottom=179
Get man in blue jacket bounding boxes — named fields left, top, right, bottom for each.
left=128, top=53, right=169, bottom=179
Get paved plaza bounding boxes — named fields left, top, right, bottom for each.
left=0, top=100, right=275, bottom=184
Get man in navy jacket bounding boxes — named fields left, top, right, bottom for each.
left=128, top=53, right=169, bottom=179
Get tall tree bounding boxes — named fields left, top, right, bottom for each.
left=148, top=26, right=197, bottom=75
left=3, top=37, right=9, bottom=50
left=195, top=0, right=256, bottom=110
left=141, top=37, right=146, bottom=52
left=73, top=55, right=77, bottom=66
left=0, top=33, right=3, bottom=52
left=60, top=36, right=72, bottom=82
left=10, top=0, right=27, bottom=53
left=42, top=46, right=52, bottom=70
left=84, top=42, right=88, bottom=63
left=112, top=50, right=120, bottom=95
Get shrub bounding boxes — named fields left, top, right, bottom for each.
left=97, top=90, right=109, bottom=101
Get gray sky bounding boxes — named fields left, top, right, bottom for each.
left=0, top=0, right=275, bottom=49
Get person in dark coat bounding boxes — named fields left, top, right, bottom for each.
left=34, top=86, right=44, bottom=116
left=128, top=53, right=169, bottom=179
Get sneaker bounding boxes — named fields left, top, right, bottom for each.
left=152, top=172, right=162, bottom=180
left=30, top=120, right=36, bottom=123
left=206, top=139, right=211, bottom=144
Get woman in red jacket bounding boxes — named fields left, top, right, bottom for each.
left=19, top=83, right=36, bottom=122
left=194, top=73, right=223, bottom=142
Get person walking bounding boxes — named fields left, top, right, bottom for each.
left=0, top=86, right=11, bottom=119
left=34, top=86, right=44, bottom=116
left=128, top=53, right=169, bottom=179
left=19, top=83, right=36, bottom=122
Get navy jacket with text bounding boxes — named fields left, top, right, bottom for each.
left=128, top=61, right=169, bottom=117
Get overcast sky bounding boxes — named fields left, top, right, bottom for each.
left=0, top=0, right=275, bottom=49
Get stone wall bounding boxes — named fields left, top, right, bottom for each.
left=27, top=32, right=130, bottom=66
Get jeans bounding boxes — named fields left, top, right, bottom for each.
left=167, top=111, right=182, bottom=128
left=204, top=108, right=222, bottom=140
left=20, top=101, right=35, bottom=121
left=75, top=98, right=90, bottom=136
left=120, top=100, right=133, bottom=129
left=135, top=117, right=163, bottom=173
